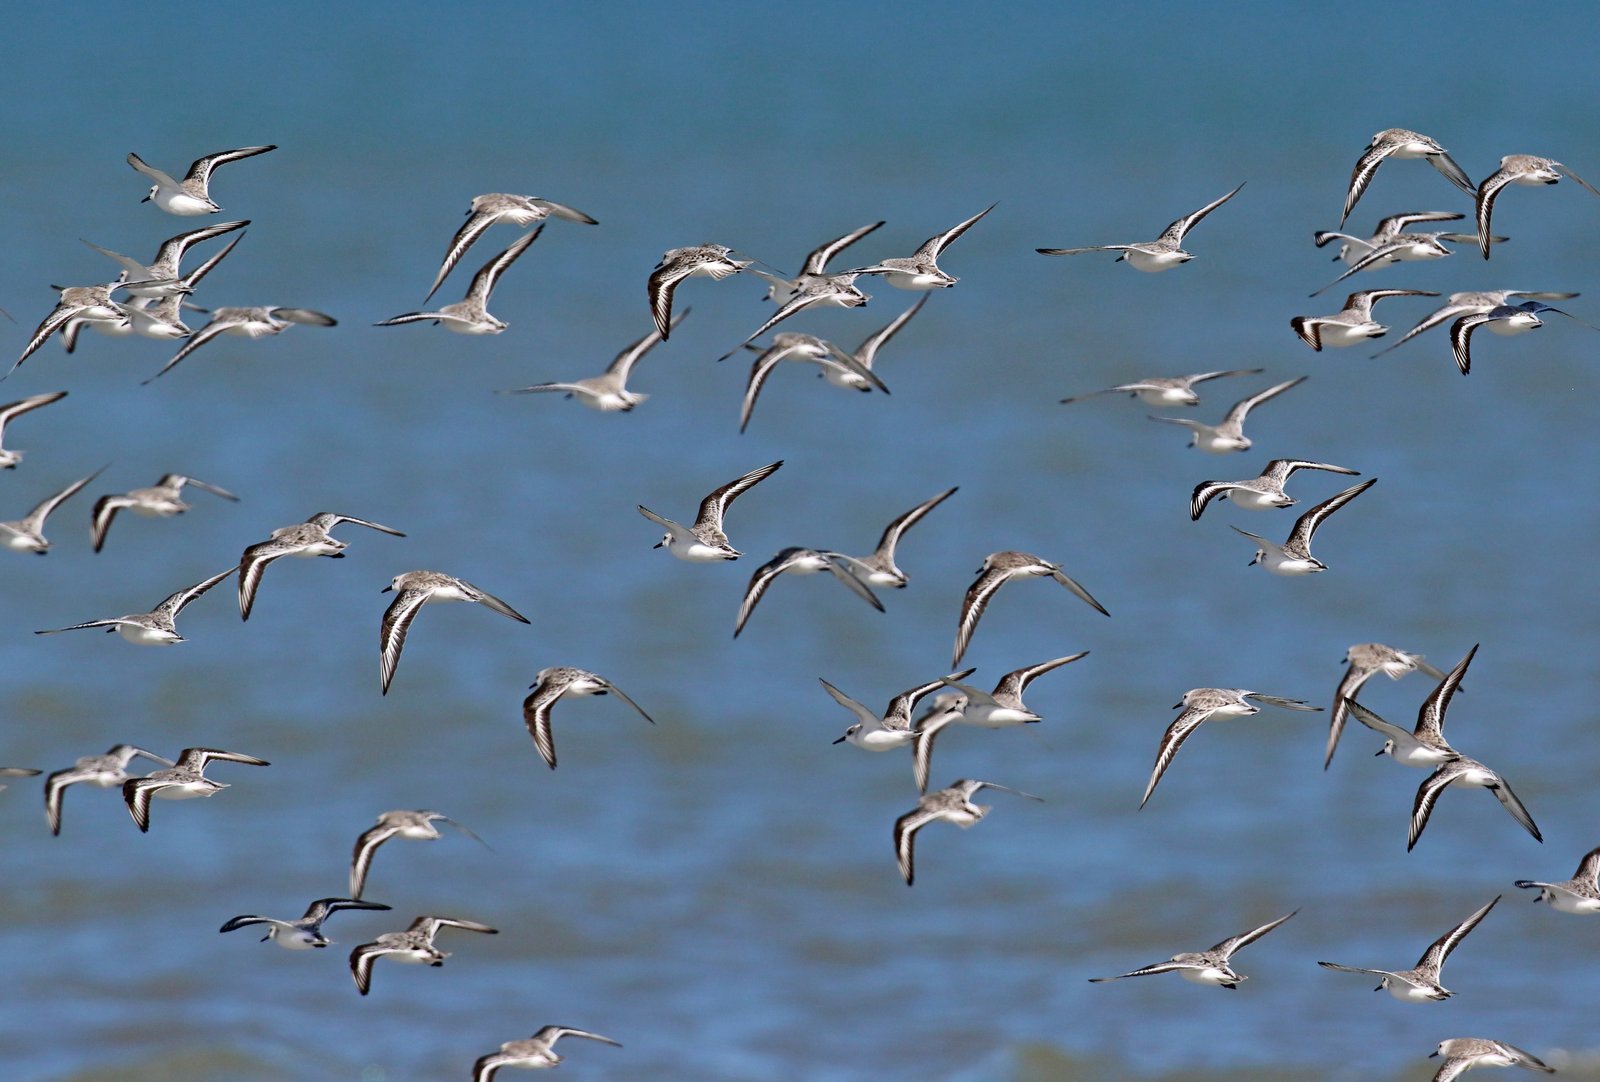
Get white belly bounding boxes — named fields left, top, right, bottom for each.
left=117, top=624, right=180, bottom=646
left=1229, top=489, right=1290, bottom=511
left=1320, top=322, right=1383, bottom=348
left=1259, top=552, right=1321, bottom=575
left=671, top=542, right=734, bottom=562
left=1124, top=249, right=1185, bottom=272
left=1549, top=891, right=1600, bottom=915
left=153, top=190, right=216, bottom=215
left=1179, top=967, right=1231, bottom=986
left=880, top=270, right=948, bottom=290
left=1194, top=432, right=1248, bottom=454
left=1390, top=743, right=1453, bottom=768
left=960, top=705, right=1036, bottom=728
left=849, top=729, right=913, bottom=752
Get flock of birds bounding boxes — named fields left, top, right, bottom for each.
left=2, top=128, right=1597, bottom=1078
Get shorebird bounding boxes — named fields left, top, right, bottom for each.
left=833, top=487, right=957, bottom=589
left=13, top=285, right=132, bottom=375
left=1291, top=289, right=1436, bottom=351
left=825, top=670, right=973, bottom=752
left=720, top=270, right=870, bottom=355
left=90, top=474, right=238, bottom=552
left=1427, top=1038, right=1554, bottom=1079
left=1061, top=368, right=1263, bottom=407
left=426, top=192, right=596, bottom=301
left=1149, top=376, right=1307, bottom=454
left=846, top=203, right=995, bottom=289
left=126, top=144, right=276, bottom=215
left=1475, top=154, right=1600, bottom=258
left=122, top=747, right=269, bottom=832
left=733, top=547, right=882, bottom=637
left=36, top=567, right=233, bottom=646
left=1190, top=459, right=1360, bottom=519
left=756, top=221, right=883, bottom=306
left=647, top=244, right=750, bottom=337
left=1448, top=301, right=1597, bottom=375
left=1409, top=753, right=1541, bottom=850
left=1230, top=477, right=1377, bottom=575
left=735, top=333, right=886, bottom=433
left=44, top=745, right=173, bottom=835
left=1037, top=183, right=1244, bottom=271
left=1515, top=844, right=1600, bottom=914
left=1141, top=689, right=1321, bottom=808
left=81, top=220, right=248, bottom=299
left=380, top=570, right=530, bottom=694
left=1374, top=290, right=1580, bottom=356
left=65, top=233, right=245, bottom=350
left=522, top=667, right=654, bottom=769
left=377, top=229, right=540, bottom=334
left=220, top=898, right=392, bottom=950
left=1323, top=644, right=1446, bottom=769
left=1319, top=895, right=1500, bottom=1002
left=637, top=460, right=783, bottom=561
left=472, top=1026, right=622, bottom=1078
left=1345, top=644, right=1475, bottom=767
left=0, top=767, right=41, bottom=792
left=0, top=466, right=103, bottom=554
left=350, top=810, right=487, bottom=899
left=953, top=551, right=1108, bottom=666
left=0, top=391, right=67, bottom=469
left=1311, top=212, right=1497, bottom=295
left=914, top=653, right=1089, bottom=793
left=1089, top=910, right=1298, bottom=988
left=143, top=305, right=337, bottom=383
left=1339, top=129, right=1473, bottom=225
left=893, top=778, right=1042, bottom=885
left=499, top=309, right=686, bottom=412
left=349, top=915, right=498, bottom=995
left=817, top=295, right=928, bottom=389
left=237, top=512, right=405, bottom=620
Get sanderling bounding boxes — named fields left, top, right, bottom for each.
left=122, top=747, right=269, bottom=833
left=1449, top=301, right=1597, bottom=375
left=1319, top=895, right=1500, bottom=1002
left=0, top=391, right=67, bottom=469
left=736, top=334, right=885, bottom=433
left=349, top=915, right=498, bottom=995
left=1515, top=844, right=1600, bottom=915
left=1409, top=754, right=1541, bottom=850
left=0, top=465, right=104, bottom=554
left=1427, top=1038, right=1554, bottom=1079
left=237, top=512, right=405, bottom=620
left=499, top=309, right=687, bottom=412
left=220, top=897, right=392, bottom=950
left=380, top=570, right=530, bottom=695
left=1141, top=689, right=1321, bottom=808
left=1150, top=376, right=1307, bottom=454
left=1291, top=289, right=1436, bottom=351
left=846, top=203, right=996, bottom=289
left=1038, top=183, right=1244, bottom=271
left=81, top=220, right=248, bottom=298
left=1475, top=154, right=1600, bottom=258
left=522, top=666, right=654, bottom=770
left=36, top=567, right=233, bottom=646
left=1230, top=477, right=1377, bottom=575
left=719, top=271, right=872, bottom=361
left=143, top=305, right=337, bottom=383
left=426, top=192, right=596, bottom=302
left=733, top=547, right=882, bottom=638
left=1345, top=643, right=1475, bottom=767
left=350, top=810, right=487, bottom=899
left=13, top=285, right=131, bottom=375
left=1061, top=368, right=1264, bottom=407
left=1339, top=129, right=1474, bottom=225
left=472, top=1026, right=622, bottom=1078
left=1089, top=910, right=1298, bottom=988
left=818, top=294, right=929, bottom=390
left=1374, top=290, right=1580, bottom=357
left=68, top=233, right=246, bottom=350
left=1190, top=459, right=1359, bottom=519
left=834, top=486, right=957, bottom=589
left=637, top=460, right=783, bottom=561
left=647, top=244, right=751, bottom=338
left=825, top=669, right=973, bottom=752
left=90, top=474, right=238, bottom=553
left=127, top=144, right=276, bottom=215
left=44, top=745, right=173, bottom=835
left=756, top=221, right=884, bottom=306
left=893, top=778, right=1042, bottom=885
left=954, top=551, right=1108, bottom=667
left=1311, top=213, right=1496, bottom=296
left=377, top=228, right=540, bottom=335
left=1323, top=643, right=1446, bottom=769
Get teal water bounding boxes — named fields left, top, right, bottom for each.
left=4, top=4, right=1600, bottom=1079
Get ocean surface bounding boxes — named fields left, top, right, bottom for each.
left=4, top=4, right=1600, bottom=1079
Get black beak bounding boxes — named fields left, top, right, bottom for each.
left=141, top=194, right=151, bottom=203
left=1373, top=748, right=1386, bottom=757
left=380, top=586, right=391, bottom=592
left=831, top=734, right=847, bottom=744
left=652, top=540, right=664, bottom=549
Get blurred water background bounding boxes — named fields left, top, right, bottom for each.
left=3, top=3, right=1600, bottom=1079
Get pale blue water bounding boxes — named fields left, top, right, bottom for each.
left=4, top=4, right=1600, bottom=1080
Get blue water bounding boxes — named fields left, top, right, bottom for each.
left=4, top=4, right=1600, bottom=1079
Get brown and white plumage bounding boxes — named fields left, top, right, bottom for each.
left=1089, top=910, right=1298, bottom=988
left=893, top=778, right=1041, bottom=885
left=735, top=333, right=887, bottom=433
left=1515, top=843, right=1600, bottom=913
left=13, top=285, right=130, bottom=376
left=1190, top=458, right=1359, bottom=519
left=143, top=305, right=336, bottom=383
left=90, top=474, right=238, bottom=552
left=1230, top=477, right=1377, bottom=575
left=348, top=914, right=498, bottom=995
left=732, top=547, right=882, bottom=638
left=1409, top=755, right=1541, bottom=851
left=521, top=666, right=654, bottom=770
left=472, top=1026, right=622, bottom=1079
left=126, top=144, right=276, bottom=215
left=1428, top=1037, right=1554, bottom=1080
left=426, top=192, right=596, bottom=301
left=1318, top=895, right=1500, bottom=1001
left=237, top=512, right=405, bottom=620
left=44, top=745, right=173, bottom=835
left=1291, top=289, right=1436, bottom=351
left=637, top=460, right=783, bottom=561
left=952, top=550, right=1108, bottom=667
left=846, top=203, right=995, bottom=289
left=219, top=897, right=392, bottom=950
left=121, top=747, right=269, bottom=833
left=500, top=309, right=687, bottom=413
left=36, top=566, right=233, bottom=646
left=349, top=810, right=487, bottom=899
left=1323, top=643, right=1446, bottom=769
left=0, top=391, right=67, bottom=469
left=379, top=570, right=529, bottom=694
left=0, top=465, right=104, bottom=554
left=837, top=486, right=957, bottom=589
left=1149, top=377, right=1307, bottom=454
left=1340, top=128, right=1473, bottom=226
left=1038, top=183, right=1244, bottom=271
left=1474, top=153, right=1600, bottom=259
left=1141, top=689, right=1321, bottom=808
left=647, top=244, right=750, bottom=338
left=378, top=228, right=541, bottom=334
